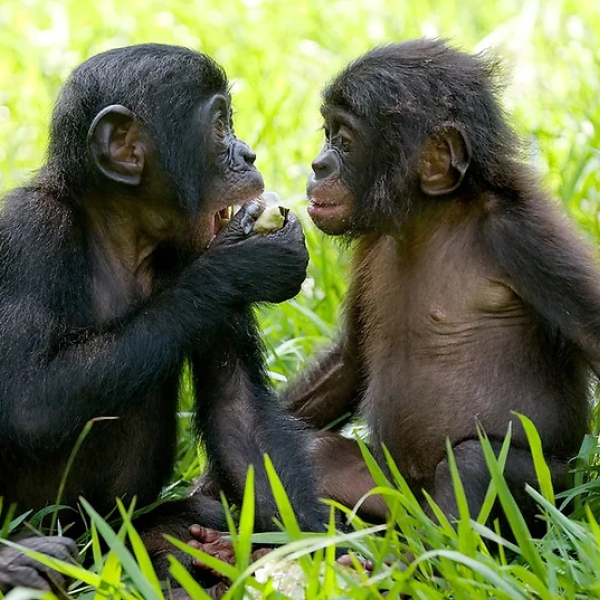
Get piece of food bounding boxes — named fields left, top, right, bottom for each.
left=253, top=192, right=290, bottom=233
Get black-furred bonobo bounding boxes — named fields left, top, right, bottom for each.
left=0, top=44, right=326, bottom=594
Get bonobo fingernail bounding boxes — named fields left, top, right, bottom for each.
left=242, top=222, right=253, bottom=235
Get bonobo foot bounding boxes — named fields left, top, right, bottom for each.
left=187, top=525, right=269, bottom=598
left=0, top=536, right=79, bottom=593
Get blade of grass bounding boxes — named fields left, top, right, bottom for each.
left=79, top=497, right=161, bottom=600
left=168, top=556, right=215, bottom=600
left=515, top=413, right=554, bottom=503
left=51, top=418, right=117, bottom=535
left=477, top=427, right=546, bottom=581
left=476, top=423, right=512, bottom=526
left=115, top=499, right=163, bottom=597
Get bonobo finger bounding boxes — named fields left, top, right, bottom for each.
left=21, top=536, right=79, bottom=564
left=230, top=200, right=264, bottom=236
left=250, top=548, right=271, bottom=562
left=336, top=553, right=375, bottom=572
left=43, top=539, right=80, bottom=565
left=188, top=525, right=222, bottom=544
left=168, top=588, right=193, bottom=600
left=206, top=582, right=229, bottom=599
left=282, top=211, right=306, bottom=242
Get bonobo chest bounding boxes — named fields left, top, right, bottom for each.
left=357, top=218, right=524, bottom=353
left=355, top=214, right=532, bottom=481
left=90, top=255, right=154, bottom=322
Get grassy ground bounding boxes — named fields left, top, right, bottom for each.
left=1, top=0, right=600, bottom=597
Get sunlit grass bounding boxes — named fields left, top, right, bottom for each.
left=1, top=0, right=600, bottom=597
left=3, top=432, right=600, bottom=599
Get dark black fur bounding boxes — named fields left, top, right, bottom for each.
left=0, top=44, right=326, bottom=593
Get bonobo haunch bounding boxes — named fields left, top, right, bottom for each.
left=284, top=39, right=593, bottom=529
left=0, top=44, right=326, bottom=594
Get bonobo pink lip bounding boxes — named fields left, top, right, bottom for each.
left=307, top=200, right=343, bottom=219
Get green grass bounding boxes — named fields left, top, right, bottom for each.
left=1, top=0, right=600, bottom=597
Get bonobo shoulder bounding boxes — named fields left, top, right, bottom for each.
left=1, top=188, right=75, bottom=250
left=0, top=189, right=78, bottom=290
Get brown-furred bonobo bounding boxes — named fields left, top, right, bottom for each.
left=284, top=39, right=594, bottom=529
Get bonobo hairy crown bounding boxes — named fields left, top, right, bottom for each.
left=324, top=38, right=523, bottom=189
left=45, top=44, right=228, bottom=197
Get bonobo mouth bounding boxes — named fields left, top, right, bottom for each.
left=210, top=193, right=261, bottom=240
left=307, top=199, right=344, bottom=220
left=306, top=178, right=350, bottom=221
left=212, top=206, right=237, bottom=236
left=307, top=189, right=348, bottom=223
left=210, top=177, right=266, bottom=239
left=306, top=182, right=353, bottom=236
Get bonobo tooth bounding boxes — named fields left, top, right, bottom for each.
left=253, top=191, right=289, bottom=233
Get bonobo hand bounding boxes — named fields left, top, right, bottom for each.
left=206, top=200, right=309, bottom=304
left=0, top=536, right=79, bottom=592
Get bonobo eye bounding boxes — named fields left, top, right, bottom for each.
left=334, top=125, right=353, bottom=152
left=322, top=125, right=331, bottom=141
left=215, top=115, right=227, bottom=136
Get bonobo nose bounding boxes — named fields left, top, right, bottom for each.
left=241, top=145, right=256, bottom=166
left=311, top=151, right=340, bottom=181
left=233, top=141, right=257, bottom=170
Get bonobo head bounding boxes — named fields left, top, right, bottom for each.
left=307, top=39, right=521, bottom=236
left=45, top=44, right=263, bottom=248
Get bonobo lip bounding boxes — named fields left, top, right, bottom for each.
left=306, top=200, right=343, bottom=220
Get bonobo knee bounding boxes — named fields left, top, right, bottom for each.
left=433, top=440, right=491, bottom=518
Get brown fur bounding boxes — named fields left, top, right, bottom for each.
left=286, top=40, right=595, bottom=529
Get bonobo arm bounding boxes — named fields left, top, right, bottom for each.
left=485, top=195, right=600, bottom=377
left=281, top=336, right=363, bottom=431
left=191, top=309, right=328, bottom=533
left=0, top=201, right=306, bottom=456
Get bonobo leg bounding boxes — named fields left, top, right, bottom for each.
left=431, top=439, right=570, bottom=535
left=308, top=431, right=388, bottom=522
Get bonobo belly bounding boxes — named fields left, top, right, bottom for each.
left=362, top=313, right=577, bottom=488
left=5, top=391, right=177, bottom=517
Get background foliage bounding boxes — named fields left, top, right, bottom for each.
left=1, top=0, right=600, bottom=598
left=1, top=0, right=599, bottom=382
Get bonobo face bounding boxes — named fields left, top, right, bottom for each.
left=196, top=94, right=265, bottom=248
left=306, top=106, right=359, bottom=236
left=86, top=91, right=265, bottom=251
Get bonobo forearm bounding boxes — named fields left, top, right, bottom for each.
left=0, top=256, right=243, bottom=450
left=281, top=340, right=362, bottom=430
left=192, top=312, right=328, bottom=533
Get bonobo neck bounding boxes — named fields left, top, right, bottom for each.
left=83, top=194, right=182, bottom=276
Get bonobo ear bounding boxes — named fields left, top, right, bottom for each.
left=418, top=124, right=471, bottom=196
left=87, top=105, right=145, bottom=186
